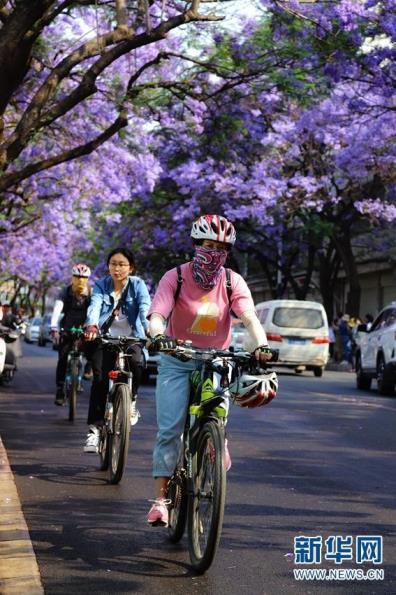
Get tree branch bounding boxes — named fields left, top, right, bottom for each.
left=0, top=111, right=128, bottom=192
left=3, top=8, right=222, bottom=166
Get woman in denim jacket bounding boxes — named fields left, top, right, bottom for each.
left=83, top=247, right=151, bottom=453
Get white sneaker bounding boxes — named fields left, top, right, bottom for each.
left=130, top=398, right=140, bottom=426
left=84, top=425, right=100, bottom=453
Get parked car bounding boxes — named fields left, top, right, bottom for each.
left=24, top=317, right=43, bottom=343
left=38, top=314, right=52, bottom=346
left=242, top=299, right=329, bottom=376
left=355, top=302, right=396, bottom=395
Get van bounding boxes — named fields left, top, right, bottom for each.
left=244, top=299, right=329, bottom=376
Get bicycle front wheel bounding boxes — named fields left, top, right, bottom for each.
left=109, top=384, right=130, bottom=484
left=167, top=442, right=188, bottom=543
left=188, top=420, right=226, bottom=573
left=67, top=359, right=78, bottom=422
left=99, top=425, right=110, bottom=471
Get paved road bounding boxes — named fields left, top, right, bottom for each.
left=0, top=343, right=395, bottom=594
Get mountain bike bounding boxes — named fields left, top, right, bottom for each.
left=61, top=327, right=85, bottom=421
left=165, top=341, right=278, bottom=573
left=97, top=335, right=146, bottom=485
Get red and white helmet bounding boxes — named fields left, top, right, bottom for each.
left=191, top=214, right=236, bottom=245
left=72, top=263, right=91, bottom=278
left=230, top=372, right=278, bottom=408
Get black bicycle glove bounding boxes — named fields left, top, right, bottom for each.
left=149, top=335, right=177, bottom=352
left=252, top=344, right=273, bottom=358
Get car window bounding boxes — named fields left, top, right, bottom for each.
left=32, top=317, right=42, bottom=325
left=258, top=308, right=269, bottom=324
left=383, top=308, right=396, bottom=328
left=371, top=310, right=389, bottom=331
left=272, top=307, right=324, bottom=329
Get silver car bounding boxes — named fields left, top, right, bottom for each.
left=24, top=317, right=43, bottom=343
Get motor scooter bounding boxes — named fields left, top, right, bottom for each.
left=0, top=326, right=19, bottom=384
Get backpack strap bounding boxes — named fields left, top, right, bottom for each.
left=174, top=265, right=183, bottom=304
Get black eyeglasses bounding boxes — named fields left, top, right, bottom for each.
left=109, top=262, right=130, bottom=269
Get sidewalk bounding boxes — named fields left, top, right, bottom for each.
left=0, top=435, right=44, bottom=594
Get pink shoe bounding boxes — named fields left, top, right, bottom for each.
left=224, top=438, right=232, bottom=472
left=147, top=498, right=170, bottom=527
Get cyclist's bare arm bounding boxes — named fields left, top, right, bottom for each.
left=50, top=299, right=64, bottom=332
left=240, top=310, right=272, bottom=362
left=148, top=313, right=166, bottom=338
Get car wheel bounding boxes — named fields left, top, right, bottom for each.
left=313, top=366, right=323, bottom=377
left=356, top=354, right=371, bottom=390
left=377, top=355, right=395, bottom=396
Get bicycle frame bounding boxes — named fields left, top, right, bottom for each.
left=65, top=345, right=83, bottom=390
left=98, top=334, right=146, bottom=484
left=104, top=339, right=138, bottom=432
left=166, top=342, right=278, bottom=572
left=61, top=327, right=85, bottom=421
left=183, top=358, right=231, bottom=491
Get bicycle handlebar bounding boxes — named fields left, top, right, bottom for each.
left=163, top=340, right=279, bottom=367
left=99, top=334, right=147, bottom=347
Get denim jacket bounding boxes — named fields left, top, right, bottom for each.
left=85, top=275, right=151, bottom=338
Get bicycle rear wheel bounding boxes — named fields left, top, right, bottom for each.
left=167, top=442, right=188, bottom=543
left=109, top=384, right=130, bottom=484
left=67, top=359, right=78, bottom=422
left=188, top=420, right=226, bottom=573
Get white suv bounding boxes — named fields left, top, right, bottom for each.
left=356, top=302, right=396, bottom=395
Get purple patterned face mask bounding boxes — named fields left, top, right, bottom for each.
left=192, top=245, right=228, bottom=290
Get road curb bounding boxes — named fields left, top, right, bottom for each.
left=0, top=435, right=44, bottom=594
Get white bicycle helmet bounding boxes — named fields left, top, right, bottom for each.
left=230, top=372, right=278, bottom=408
left=191, top=214, right=236, bottom=245
left=72, top=263, right=91, bottom=277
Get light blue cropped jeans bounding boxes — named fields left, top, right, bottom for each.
left=153, top=354, right=202, bottom=477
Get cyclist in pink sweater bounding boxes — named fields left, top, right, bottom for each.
left=147, top=215, right=275, bottom=526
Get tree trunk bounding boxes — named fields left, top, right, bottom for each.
left=332, top=231, right=361, bottom=316
left=318, top=245, right=341, bottom=323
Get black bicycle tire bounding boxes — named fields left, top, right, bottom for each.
left=99, top=425, right=110, bottom=470
left=187, top=420, right=226, bottom=573
left=109, top=384, right=130, bottom=484
left=68, top=359, right=78, bottom=422
left=167, top=442, right=188, bottom=543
